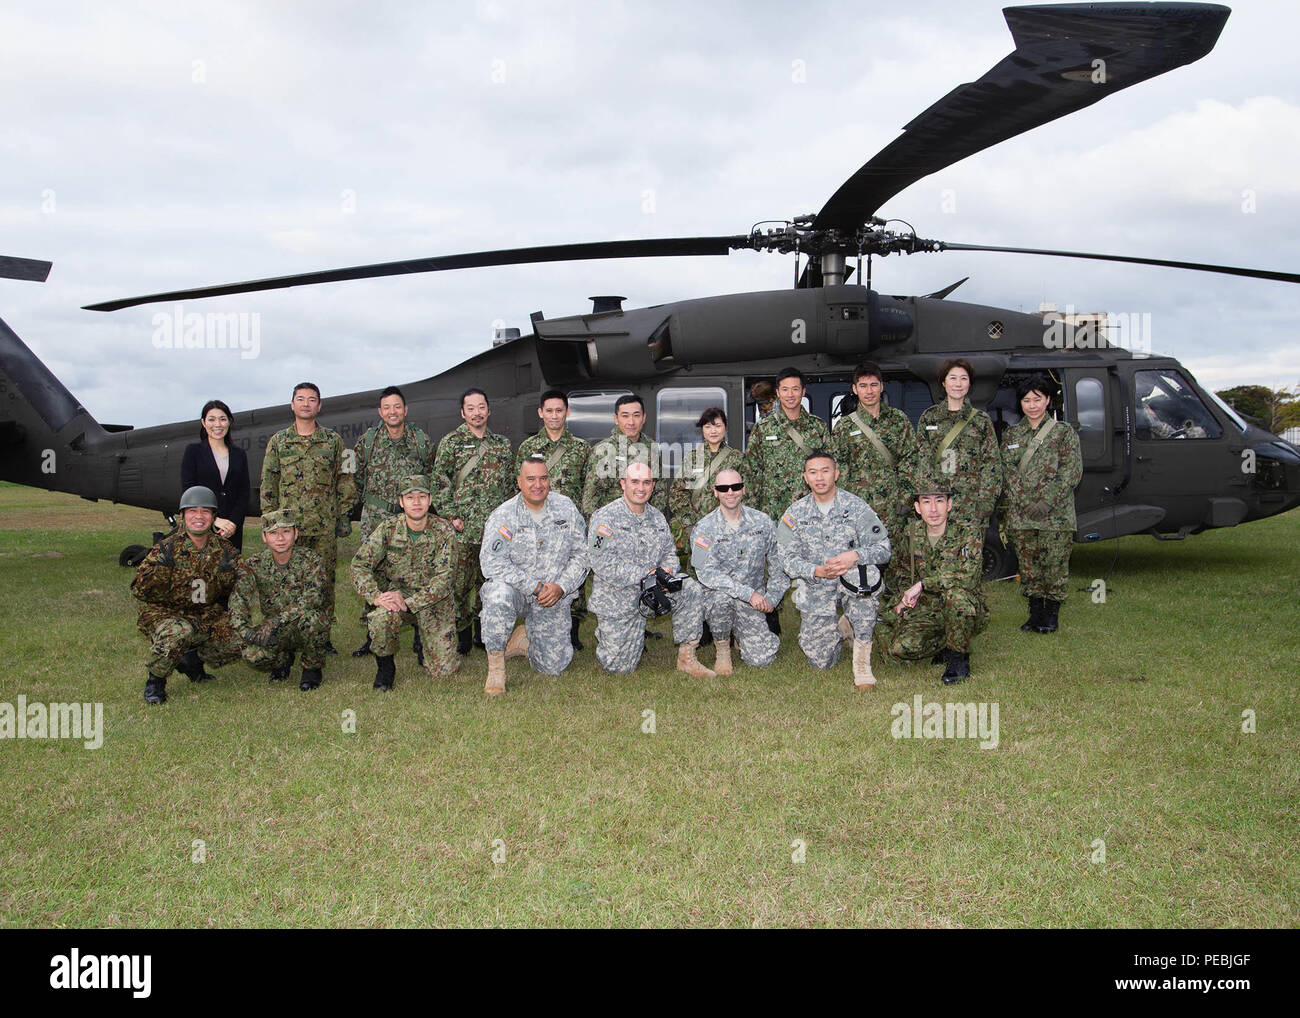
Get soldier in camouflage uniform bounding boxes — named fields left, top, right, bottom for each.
left=515, top=389, right=592, bottom=649
left=349, top=385, right=434, bottom=656
left=582, top=393, right=668, bottom=517
left=668, top=406, right=743, bottom=563
left=431, top=388, right=515, bottom=652
left=875, top=472, right=988, bottom=684
left=480, top=455, right=591, bottom=695
left=776, top=452, right=891, bottom=689
left=741, top=367, right=831, bottom=519
left=132, top=486, right=242, bottom=704
left=690, top=468, right=788, bottom=673
left=588, top=462, right=714, bottom=678
left=999, top=375, right=1083, bottom=634
left=915, top=358, right=1002, bottom=531
left=351, top=475, right=459, bottom=690
left=228, top=509, right=330, bottom=691
left=832, top=361, right=919, bottom=594
left=260, top=383, right=356, bottom=649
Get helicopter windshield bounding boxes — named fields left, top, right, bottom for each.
left=1134, top=369, right=1223, bottom=441
left=1205, top=388, right=1249, bottom=433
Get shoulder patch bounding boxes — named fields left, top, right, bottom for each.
left=694, top=535, right=711, bottom=549
left=498, top=526, right=513, bottom=540
left=781, top=513, right=797, bottom=529
left=596, top=523, right=614, bottom=538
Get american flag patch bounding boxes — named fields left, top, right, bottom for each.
left=782, top=513, right=797, bottom=529
left=596, top=523, right=614, bottom=538
left=498, top=526, right=513, bottom=540
left=694, top=535, right=711, bottom=549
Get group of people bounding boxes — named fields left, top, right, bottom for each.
left=131, top=360, right=1082, bottom=703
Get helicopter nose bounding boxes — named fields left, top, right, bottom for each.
left=1248, top=438, right=1300, bottom=520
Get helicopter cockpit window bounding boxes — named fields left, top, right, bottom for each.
left=1134, top=369, right=1223, bottom=441
left=657, top=386, right=727, bottom=479
left=1074, top=377, right=1106, bottom=460
left=566, top=389, right=633, bottom=443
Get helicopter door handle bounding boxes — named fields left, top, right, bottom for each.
left=1135, top=455, right=1151, bottom=462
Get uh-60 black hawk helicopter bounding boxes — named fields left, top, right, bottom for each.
left=1, top=1, right=1298, bottom=578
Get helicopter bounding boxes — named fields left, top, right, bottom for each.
left=1, top=1, right=1298, bottom=579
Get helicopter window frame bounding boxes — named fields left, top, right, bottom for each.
left=565, top=389, right=634, bottom=444
left=1073, top=376, right=1106, bottom=460
left=656, top=386, right=728, bottom=479
left=1206, top=388, right=1249, bottom=433
left=1133, top=369, right=1224, bottom=442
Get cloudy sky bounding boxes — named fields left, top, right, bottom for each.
left=2, top=0, right=1297, bottom=428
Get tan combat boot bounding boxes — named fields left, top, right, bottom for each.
left=853, top=640, right=877, bottom=690
left=504, top=624, right=529, bottom=660
left=676, top=641, right=716, bottom=679
left=838, top=615, right=854, bottom=645
left=485, top=650, right=506, bottom=697
left=713, top=639, right=733, bottom=676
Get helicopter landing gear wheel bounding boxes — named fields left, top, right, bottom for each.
left=981, top=529, right=1018, bottom=581
left=119, top=544, right=150, bottom=567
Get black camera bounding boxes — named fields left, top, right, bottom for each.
left=639, top=567, right=682, bottom=618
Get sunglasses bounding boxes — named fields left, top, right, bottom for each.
left=714, top=482, right=745, bottom=492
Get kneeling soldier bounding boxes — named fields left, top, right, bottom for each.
left=228, top=509, right=330, bottom=691
left=777, top=452, right=891, bottom=689
left=875, top=473, right=988, bottom=683
left=690, top=468, right=788, bottom=673
left=131, top=486, right=243, bottom=704
left=351, top=475, right=459, bottom=690
left=480, top=454, right=590, bottom=696
left=588, top=462, right=714, bottom=678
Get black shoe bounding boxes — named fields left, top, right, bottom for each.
left=931, top=652, right=944, bottom=665
left=351, top=636, right=372, bottom=657
left=413, top=629, right=425, bottom=667
left=699, top=621, right=714, bottom=648
left=473, top=619, right=485, bottom=650
left=270, top=665, right=290, bottom=682
left=324, top=642, right=338, bottom=655
left=457, top=627, right=472, bottom=655
left=144, top=673, right=167, bottom=705
left=1035, top=599, right=1061, bottom=634
left=1020, top=595, right=1044, bottom=632
left=374, top=655, right=395, bottom=691
left=570, top=615, right=584, bottom=652
left=941, top=649, right=969, bottom=685
left=299, top=668, right=323, bottom=691
left=766, top=611, right=781, bottom=636
left=176, top=649, right=211, bottom=683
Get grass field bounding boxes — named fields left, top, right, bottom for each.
left=0, top=480, right=1296, bottom=928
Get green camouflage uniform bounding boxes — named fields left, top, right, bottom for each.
left=582, top=428, right=668, bottom=517
left=351, top=514, right=460, bottom=676
left=1000, top=415, right=1083, bottom=602
left=260, top=425, right=355, bottom=618
left=876, top=518, right=988, bottom=659
left=431, top=424, right=515, bottom=631
left=740, top=409, right=831, bottom=519
left=353, top=424, right=435, bottom=540
left=516, top=428, right=590, bottom=506
left=229, top=546, right=330, bottom=671
left=832, top=403, right=919, bottom=593
left=668, top=443, right=743, bottom=562
left=915, top=400, right=1002, bottom=530
left=132, top=532, right=243, bottom=679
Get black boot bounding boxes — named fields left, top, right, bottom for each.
left=374, top=654, right=396, bottom=691
left=413, top=629, right=425, bottom=667
left=176, top=649, right=211, bottom=683
left=941, top=649, right=969, bottom=685
left=144, top=673, right=167, bottom=705
left=299, top=668, right=323, bottom=691
left=270, top=652, right=295, bottom=682
left=473, top=619, right=485, bottom=649
left=1036, top=599, right=1061, bottom=634
left=766, top=611, right=781, bottom=636
left=1020, top=595, right=1044, bottom=632
left=931, top=651, right=944, bottom=665
left=699, top=620, right=714, bottom=648
left=324, top=642, right=338, bottom=655
left=570, top=615, right=584, bottom=651
left=351, top=635, right=372, bottom=657
left=457, top=627, right=472, bottom=655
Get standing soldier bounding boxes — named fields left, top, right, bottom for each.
left=582, top=394, right=667, bottom=517
left=131, top=486, right=243, bottom=704
left=349, top=385, right=434, bottom=656
left=741, top=368, right=830, bottom=519
left=776, top=452, right=891, bottom=689
left=668, top=406, right=742, bottom=563
left=351, top=475, right=459, bottom=690
left=690, top=468, right=787, bottom=674
left=228, top=509, right=330, bottom=691
left=480, top=455, right=590, bottom=696
left=875, top=473, right=988, bottom=684
left=431, top=388, right=515, bottom=654
left=832, top=361, right=919, bottom=593
left=999, top=375, right=1083, bottom=634
left=516, top=389, right=591, bottom=649
left=260, top=382, right=355, bottom=653
left=587, top=462, right=714, bottom=678
left=915, top=358, right=1002, bottom=532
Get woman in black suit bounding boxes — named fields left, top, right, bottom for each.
left=181, top=399, right=251, bottom=550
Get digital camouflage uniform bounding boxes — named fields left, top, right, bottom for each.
left=351, top=514, right=460, bottom=676
left=740, top=409, right=831, bottom=519
left=776, top=489, right=891, bottom=669
left=832, top=403, right=918, bottom=592
left=260, top=425, right=355, bottom=618
left=582, top=428, right=669, bottom=518
left=587, top=497, right=704, bottom=673
left=690, top=505, right=788, bottom=667
left=668, top=443, right=743, bottom=562
left=479, top=492, right=591, bottom=675
left=353, top=423, right=435, bottom=540
left=228, top=542, right=330, bottom=672
left=915, top=400, right=1002, bottom=530
left=875, top=518, right=988, bottom=659
left=431, top=423, right=515, bottom=631
left=516, top=427, right=592, bottom=621
left=1000, top=415, right=1083, bottom=602
left=132, top=531, right=243, bottom=679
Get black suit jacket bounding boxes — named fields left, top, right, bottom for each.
left=181, top=442, right=251, bottom=550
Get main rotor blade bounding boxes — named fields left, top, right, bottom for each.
left=84, top=236, right=749, bottom=311
left=0, top=256, right=52, bottom=282
left=935, top=242, right=1300, bottom=285
left=815, top=2, right=1230, bottom=231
